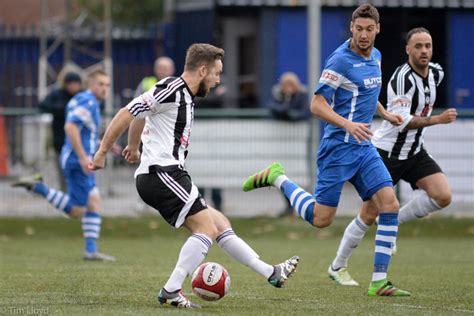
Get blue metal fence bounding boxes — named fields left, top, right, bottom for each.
left=0, top=28, right=164, bottom=110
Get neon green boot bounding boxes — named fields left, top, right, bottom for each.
left=242, top=162, right=285, bottom=192
left=368, top=280, right=411, bottom=297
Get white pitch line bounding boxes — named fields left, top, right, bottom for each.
left=391, top=303, right=474, bottom=314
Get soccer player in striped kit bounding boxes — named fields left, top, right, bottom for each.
left=12, top=70, right=115, bottom=261
left=328, top=27, right=457, bottom=286
left=243, top=4, right=410, bottom=296
left=92, top=43, right=299, bottom=308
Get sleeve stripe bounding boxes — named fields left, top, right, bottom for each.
left=132, top=108, right=151, bottom=117
left=318, top=69, right=344, bottom=90
left=130, top=105, right=150, bottom=116
left=128, top=102, right=143, bottom=113
left=126, top=99, right=151, bottom=118
left=318, top=77, right=339, bottom=90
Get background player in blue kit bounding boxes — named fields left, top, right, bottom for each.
left=13, top=70, right=115, bottom=261
left=243, top=4, right=410, bottom=296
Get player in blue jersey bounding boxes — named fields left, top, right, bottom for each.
left=243, top=4, right=410, bottom=296
left=12, top=70, right=115, bottom=261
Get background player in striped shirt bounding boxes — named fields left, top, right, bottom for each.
left=12, top=70, right=115, bottom=261
left=91, top=43, right=299, bottom=309
left=243, top=4, right=410, bottom=296
left=329, top=27, right=457, bottom=286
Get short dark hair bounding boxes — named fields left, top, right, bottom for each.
left=406, top=27, right=430, bottom=43
left=184, top=43, right=225, bottom=71
left=64, top=72, right=82, bottom=84
left=352, top=4, right=380, bottom=24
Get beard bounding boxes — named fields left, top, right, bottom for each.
left=196, top=81, right=209, bottom=97
left=356, top=40, right=372, bottom=51
left=414, top=57, right=430, bottom=69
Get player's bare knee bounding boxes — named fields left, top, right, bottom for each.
left=434, top=192, right=452, bottom=208
left=69, top=207, right=86, bottom=218
left=380, top=197, right=399, bottom=212
left=313, top=216, right=333, bottom=228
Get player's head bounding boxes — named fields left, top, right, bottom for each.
left=350, top=4, right=380, bottom=53
left=279, top=72, right=302, bottom=96
left=154, top=56, right=175, bottom=80
left=184, top=43, right=224, bottom=97
left=87, top=69, right=110, bottom=101
left=405, top=27, right=432, bottom=70
left=63, top=72, right=82, bottom=96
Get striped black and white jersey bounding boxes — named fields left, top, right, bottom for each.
left=372, top=62, right=444, bottom=160
left=125, top=76, right=195, bottom=177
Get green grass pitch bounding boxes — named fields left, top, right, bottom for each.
left=1, top=216, right=473, bottom=315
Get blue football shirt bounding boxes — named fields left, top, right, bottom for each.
left=60, top=90, right=101, bottom=167
left=315, top=39, right=382, bottom=145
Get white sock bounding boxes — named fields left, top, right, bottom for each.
left=332, top=215, right=370, bottom=270
left=274, top=175, right=289, bottom=189
left=217, top=229, right=274, bottom=278
left=164, top=234, right=212, bottom=292
left=398, top=191, right=442, bottom=224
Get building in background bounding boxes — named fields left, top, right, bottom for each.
left=170, top=0, right=474, bottom=110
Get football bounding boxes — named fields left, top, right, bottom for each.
left=191, top=262, right=230, bottom=301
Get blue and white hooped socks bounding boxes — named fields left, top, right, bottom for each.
left=278, top=178, right=316, bottom=225
left=372, top=212, right=398, bottom=282
left=82, top=211, right=102, bottom=253
left=33, top=182, right=73, bottom=215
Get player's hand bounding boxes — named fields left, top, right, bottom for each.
left=122, top=145, right=140, bottom=164
left=384, top=112, right=404, bottom=126
left=437, top=108, right=457, bottom=124
left=91, top=151, right=107, bottom=171
left=344, top=121, right=373, bottom=143
left=79, top=157, right=93, bottom=175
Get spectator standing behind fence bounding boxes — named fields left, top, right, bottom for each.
left=268, top=72, right=311, bottom=121
left=134, top=56, right=175, bottom=97
left=39, top=72, right=82, bottom=190
left=268, top=72, right=310, bottom=216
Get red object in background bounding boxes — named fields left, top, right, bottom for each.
left=0, top=115, right=9, bottom=176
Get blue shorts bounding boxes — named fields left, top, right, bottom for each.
left=63, top=163, right=97, bottom=207
left=314, top=138, right=393, bottom=207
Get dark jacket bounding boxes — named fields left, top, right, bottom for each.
left=38, top=88, right=78, bottom=153
left=267, top=85, right=311, bottom=121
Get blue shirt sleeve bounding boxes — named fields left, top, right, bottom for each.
left=65, top=95, right=94, bottom=129
left=315, top=53, right=348, bottom=104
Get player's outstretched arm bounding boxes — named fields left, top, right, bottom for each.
left=406, top=108, right=457, bottom=130
left=91, top=107, right=134, bottom=170
left=122, top=118, right=145, bottom=163
left=311, top=94, right=372, bottom=143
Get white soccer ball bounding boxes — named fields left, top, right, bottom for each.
left=191, top=262, right=231, bottom=301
